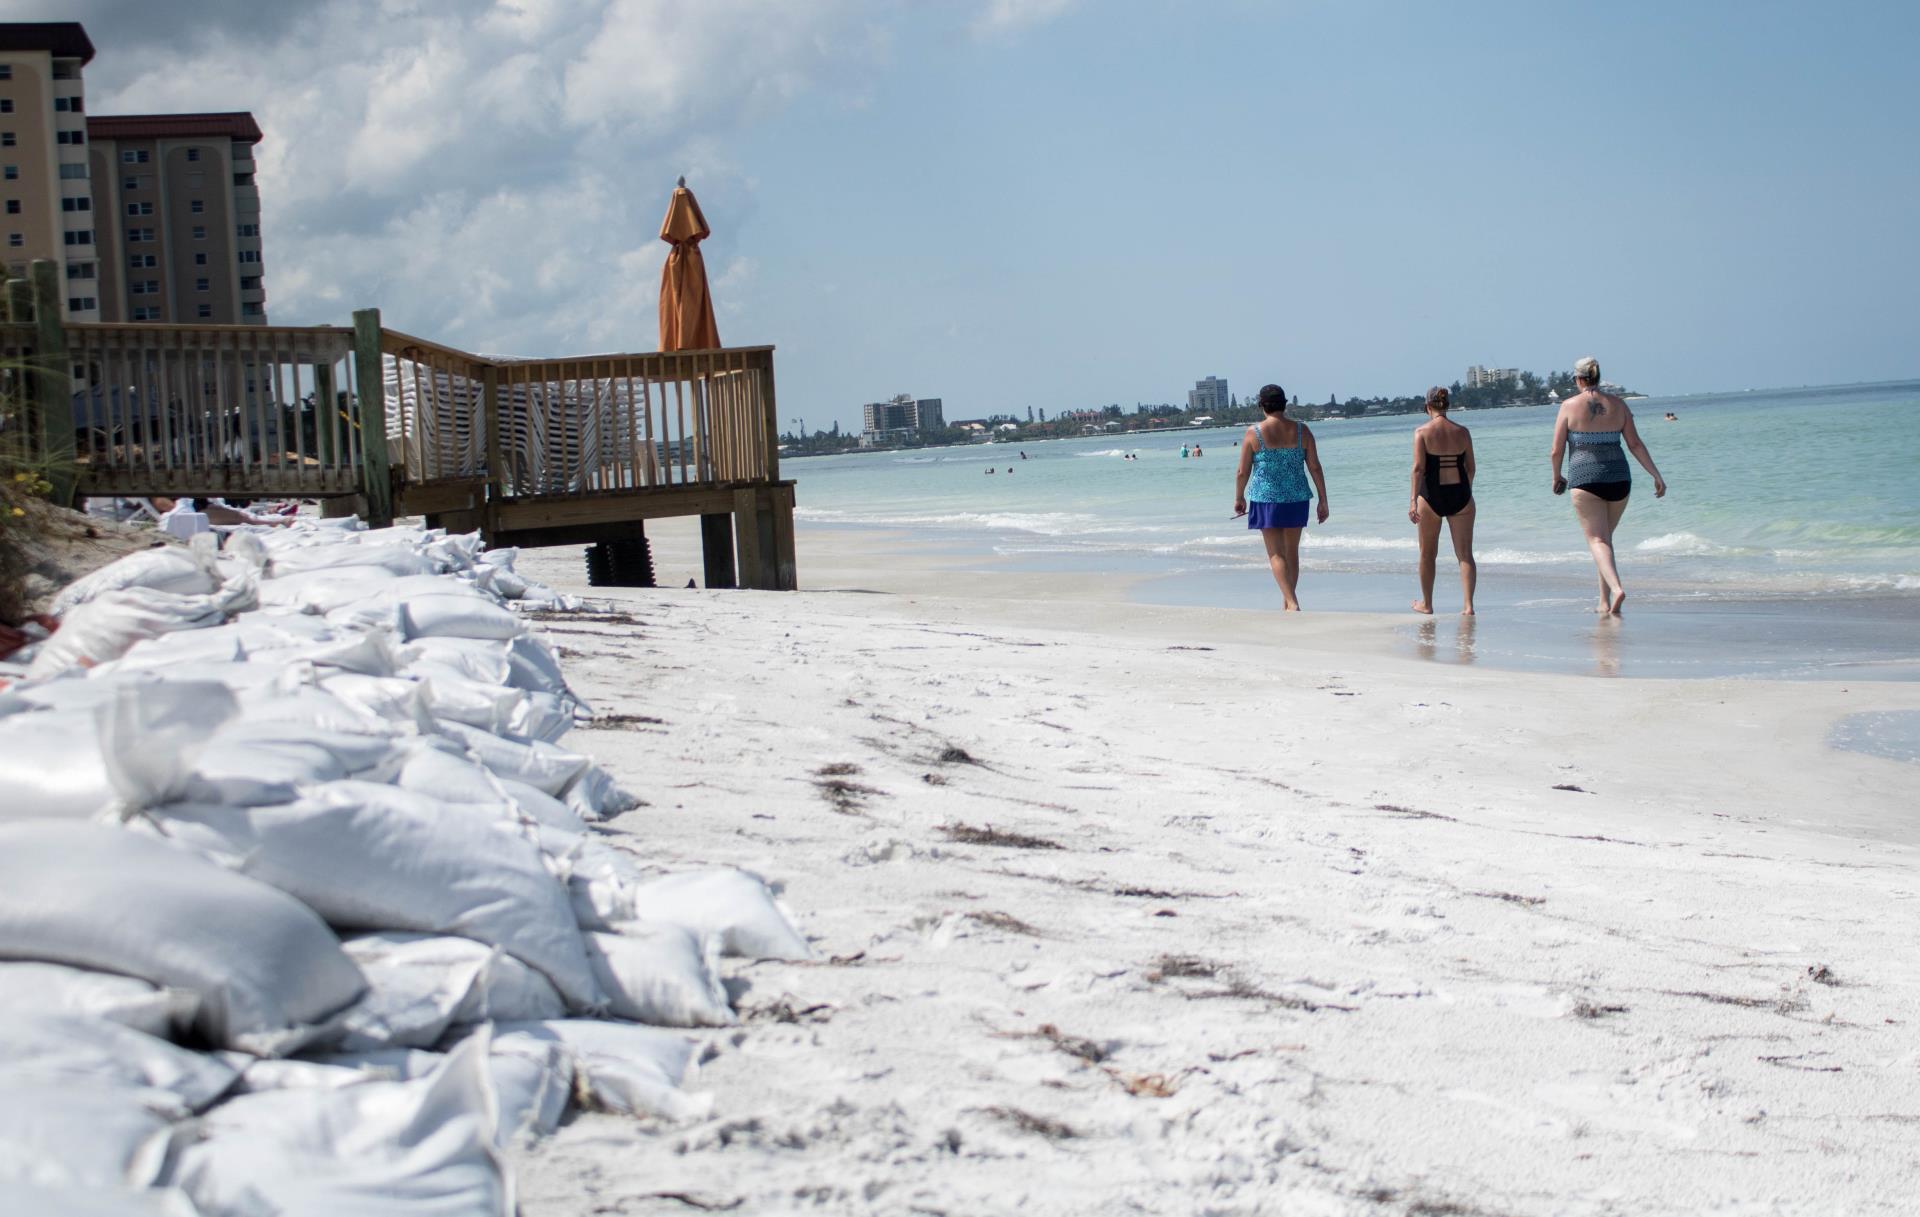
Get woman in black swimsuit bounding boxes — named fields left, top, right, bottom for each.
left=1408, top=386, right=1476, bottom=615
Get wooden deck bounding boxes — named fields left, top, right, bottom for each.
left=4, top=261, right=796, bottom=590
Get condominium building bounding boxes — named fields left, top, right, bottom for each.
left=87, top=112, right=267, bottom=324
left=1466, top=365, right=1519, bottom=389
left=0, top=22, right=99, bottom=319
left=1188, top=375, right=1228, bottom=413
left=859, top=393, right=945, bottom=446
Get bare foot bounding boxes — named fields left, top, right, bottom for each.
left=1411, top=600, right=1433, bottom=615
left=1284, top=601, right=1302, bottom=612
left=1609, top=588, right=1627, bottom=616
left=1595, top=600, right=1611, bottom=614
left=1461, top=606, right=1475, bottom=616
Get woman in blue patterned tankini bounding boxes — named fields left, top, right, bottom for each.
left=1550, top=356, right=1668, bottom=615
left=1233, top=383, right=1331, bottom=611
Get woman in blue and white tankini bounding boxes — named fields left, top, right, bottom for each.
left=1233, top=383, right=1331, bottom=611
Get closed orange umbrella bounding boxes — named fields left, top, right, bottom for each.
left=658, top=177, right=720, bottom=352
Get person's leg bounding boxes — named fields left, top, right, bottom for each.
left=1604, top=497, right=1630, bottom=614
left=1259, top=527, right=1291, bottom=605
left=1279, top=527, right=1304, bottom=610
left=1447, top=500, right=1477, bottom=615
left=1572, top=489, right=1626, bottom=613
left=1412, top=500, right=1440, bottom=613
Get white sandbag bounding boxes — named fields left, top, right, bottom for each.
left=535, top=826, right=647, bottom=929
left=338, top=933, right=565, bottom=1051
left=268, top=541, right=445, bottom=578
left=255, top=565, right=402, bottom=613
left=492, top=1019, right=705, bottom=1121
left=586, top=926, right=734, bottom=1027
left=507, top=634, right=574, bottom=698
left=0, top=708, right=117, bottom=819
left=168, top=1031, right=511, bottom=1217
left=402, top=594, right=523, bottom=642
left=405, top=635, right=511, bottom=685
left=0, top=1181, right=203, bottom=1216
left=322, top=672, right=437, bottom=731
left=27, top=578, right=256, bottom=679
left=481, top=1031, right=572, bottom=1146
left=0, top=1013, right=237, bottom=1116
left=0, top=961, right=198, bottom=1040
left=238, top=1049, right=444, bottom=1094
left=50, top=545, right=216, bottom=615
left=562, top=764, right=640, bottom=820
left=238, top=684, right=396, bottom=737
left=254, top=628, right=408, bottom=678
left=181, top=719, right=407, bottom=805
left=149, top=783, right=604, bottom=1013
left=111, top=627, right=246, bottom=669
left=0, top=822, right=366, bottom=1055
left=393, top=738, right=513, bottom=806
left=417, top=671, right=526, bottom=735
left=627, top=868, right=813, bottom=961
left=485, top=566, right=531, bottom=600
left=0, top=1083, right=176, bottom=1190
left=499, top=779, right=592, bottom=834
left=509, top=690, right=580, bottom=743
left=477, top=547, right=519, bottom=570
left=437, top=721, right=591, bottom=796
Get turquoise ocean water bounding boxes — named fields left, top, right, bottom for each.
left=788, top=381, right=1919, bottom=680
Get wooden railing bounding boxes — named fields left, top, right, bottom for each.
left=65, top=322, right=365, bottom=498
left=378, top=326, right=779, bottom=501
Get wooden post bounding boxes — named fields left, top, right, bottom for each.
left=481, top=361, right=503, bottom=540
left=29, top=261, right=76, bottom=506
left=351, top=307, right=393, bottom=527
left=700, top=512, right=735, bottom=589
left=771, top=482, right=798, bottom=590
left=732, top=488, right=763, bottom=590
left=313, top=361, right=336, bottom=467
left=758, top=349, right=781, bottom=484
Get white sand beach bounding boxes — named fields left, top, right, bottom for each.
left=508, top=523, right=1920, bottom=1215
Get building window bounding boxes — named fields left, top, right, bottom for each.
left=53, top=96, right=84, bottom=113
left=242, top=302, right=264, bottom=317
left=240, top=276, right=261, bottom=290
left=59, top=163, right=88, bottom=180
left=2, top=166, right=14, bottom=180
left=6, top=234, right=19, bottom=248
left=236, top=223, right=259, bottom=237
left=187, top=148, right=200, bottom=162
left=125, top=201, right=153, bottom=216
left=69, top=296, right=99, bottom=312
left=238, top=250, right=262, bottom=264
left=0, top=101, right=12, bottom=114
left=0, top=67, right=10, bottom=80
left=195, top=276, right=210, bottom=291
left=0, top=133, right=12, bottom=147
left=67, top=261, right=96, bottom=280
left=195, top=252, right=208, bottom=266
left=56, top=130, right=86, bottom=145
left=4, top=201, right=16, bottom=215
left=64, top=230, right=93, bottom=246
left=129, top=253, right=157, bottom=268
left=131, top=280, right=160, bottom=296
left=122, top=176, right=140, bottom=191
left=233, top=173, right=253, bottom=187
left=190, top=200, right=205, bottom=214
left=127, top=227, right=154, bottom=243
left=132, top=306, right=160, bottom=321
left=52, top=63, right=76, bottom=80
left=61, top=197, right=91, bottom=212
left=197, top=303, right=213, bottom=319
left=121, top=149, right=149, bottom=164
left=192, top=225, right=206, bottom=239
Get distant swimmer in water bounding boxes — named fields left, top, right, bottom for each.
left=1193, top=444, right=1203, bottom=457
left=1181, top=444, right=1190, bottom=458
left=1550, top=356, right=1668, bottom=616
left=1664, top=412, right=1678, bottom=421
left=1233, top=383, right=1330, bottom=612
left=1409, top=386, right=1477, bottom=616
left=1020, top=451, right=1028, bottom=459
left=985, top=467, right=994, bottom=475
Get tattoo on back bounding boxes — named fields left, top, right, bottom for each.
left=1586, top=393, right=1606, bottom=420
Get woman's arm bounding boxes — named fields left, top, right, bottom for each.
left=1233, top=427, right=1256, bottom=514
left=1463, top=431, right=1476, bottom=484
left=1620, top=410, right=1667, bottom=497
left=1549, top=410, right=1570, bottom=494
left=1408, top=431, right=1426, bottom=523
left=1304, top=426, right=1330, bottom=523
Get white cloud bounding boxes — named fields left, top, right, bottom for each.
left=973, top=0, right=1077, bottom=37
left=68, top=0, right=889, bottom=355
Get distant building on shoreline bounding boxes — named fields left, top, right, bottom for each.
left=1466, top=365, right=1519, bottom=389
left=1188, top=375, right=1228, bottom=413
left=0, top=21, right=269, bottom=326
left=860, top=394, right=944, bottom=447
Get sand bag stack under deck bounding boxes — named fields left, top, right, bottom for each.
left=0, top=518, right=812, bottom=1215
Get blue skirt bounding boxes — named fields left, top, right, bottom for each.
left=1248, top=500, right=1309, bottom=529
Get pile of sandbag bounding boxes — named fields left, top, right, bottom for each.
left=0, top=518, right=811, bottom=1215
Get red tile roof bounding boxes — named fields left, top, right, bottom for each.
left=87, top=112, right=264, bottom=143
left=0, top=23, right=95, bottom=65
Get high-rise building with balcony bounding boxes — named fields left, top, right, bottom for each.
left=0, top=22, right=100, bottom=319
left=1188, top=375, right=1228, bottom=413
left=87, top=112, right=266, bottom=324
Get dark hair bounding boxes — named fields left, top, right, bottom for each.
left=1425, top=386, right=1449, bottom=412
left=1257, top=384, right=1288, bottom=413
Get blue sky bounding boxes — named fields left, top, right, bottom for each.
left=56, top=0, right=1920, bottom=431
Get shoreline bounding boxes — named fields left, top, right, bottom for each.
left=509, top=533, right=1920, bottom=1214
